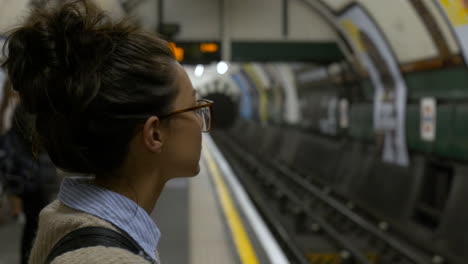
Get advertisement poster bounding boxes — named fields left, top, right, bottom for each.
left=421, top=97, right=437, bottom=142
left=437, top=0, right=468, bottom=63
left=339, top=5, right=409, bottom=166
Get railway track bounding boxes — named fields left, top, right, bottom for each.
left=212, top=131, right=438, bottom=264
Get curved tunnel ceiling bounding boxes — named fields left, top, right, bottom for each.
left=310, top=0, right=462, bottom=67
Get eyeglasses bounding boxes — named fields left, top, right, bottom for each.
left=111, top=99, right=214, bottom=132
left=160, top=99, right=214, bottom=132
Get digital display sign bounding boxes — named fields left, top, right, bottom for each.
left=169, top=42, right=221, bottom=64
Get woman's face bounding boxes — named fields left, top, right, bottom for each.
left=160, top=63, right=203, bottom=178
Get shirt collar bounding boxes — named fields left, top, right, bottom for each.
left=58, top=176, right=160, bottom=262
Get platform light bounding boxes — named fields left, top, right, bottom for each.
left=217, top=61, right=229, bottom=74
left=194, top=64, right=204, bottom=77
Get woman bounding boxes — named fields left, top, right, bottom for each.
left=2, top=0, right=213, bottom=263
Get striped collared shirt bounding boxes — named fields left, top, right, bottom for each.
left=58, top=176, right=160, bottom=262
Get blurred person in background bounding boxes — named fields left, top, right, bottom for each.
left=0, top=78, right=21, bottom=220
left=2, top=1, right=213, bottom=264
left=0, top=79, right=58, bottom=264
left=0, top=35, right=22, bottom=221
left=0, top=66, right=21, bottom=222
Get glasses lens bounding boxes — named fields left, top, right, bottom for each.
left=194, top=108, right=204, bottom=130
left=195, top=100, right=211, bottom=132
left=202, top=106, right=210, bottom=132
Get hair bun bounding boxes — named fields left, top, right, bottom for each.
left=3, top=0, right=178, bottom=175
left=3, top=0, right=114, bottom=115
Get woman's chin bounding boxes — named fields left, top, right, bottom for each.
left=191, top=163, right=201, bottom=177
left=173, top=163, right=201, bottom=179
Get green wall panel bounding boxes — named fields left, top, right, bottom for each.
left=434, top=105, right=455, bottom=157
left=406, top=104, right=459, bottom=159
left=358, top=68, right=468, bottom=101
left=450, top=105, right=468, bottom=160
left=231, top=42, right=344, bottom=62
left=406, top=104, right=432, bottom=153
left=349, top=104, right=374, bottom=142
left=361, top=80, right=374, bottom=101
left=404, top=67, right=468, bottom=100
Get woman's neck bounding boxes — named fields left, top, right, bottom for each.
left=94, top=169, right=166, bottom=214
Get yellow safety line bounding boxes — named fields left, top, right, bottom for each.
left=203, top=145, right=259, bottom=264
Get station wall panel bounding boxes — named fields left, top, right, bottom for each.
left=231, top=42, right=343, bottom=62
left=165, top=0, right=220, bottom=40
left=406, top=104, right=431, bottom=153
left=406, top=104, right=466, bottom=160
left=360, top=79, right=374, bottom=102
left=229, top=0, right=283, bottom=40
left=404, top=68, right=468, bottom=100
left=349, top=103, right=373, bottom=142
left=434, top=104, right=455, bottom=158
left=450, top=105, right=468, bottom=160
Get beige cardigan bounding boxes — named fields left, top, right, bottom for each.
left=29, top=200, right=157, bottom=264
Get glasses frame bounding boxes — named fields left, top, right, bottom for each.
left=109, top=99, right=214, bottom=132
left=160, top=99, right=214, bottom=132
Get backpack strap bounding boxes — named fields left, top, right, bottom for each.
left=45, top=226, right=156, bottom=263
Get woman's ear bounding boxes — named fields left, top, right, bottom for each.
left=142, top=116, right=163, bottom=153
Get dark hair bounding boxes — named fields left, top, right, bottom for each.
left=2, top=0, right=178, bottom=175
